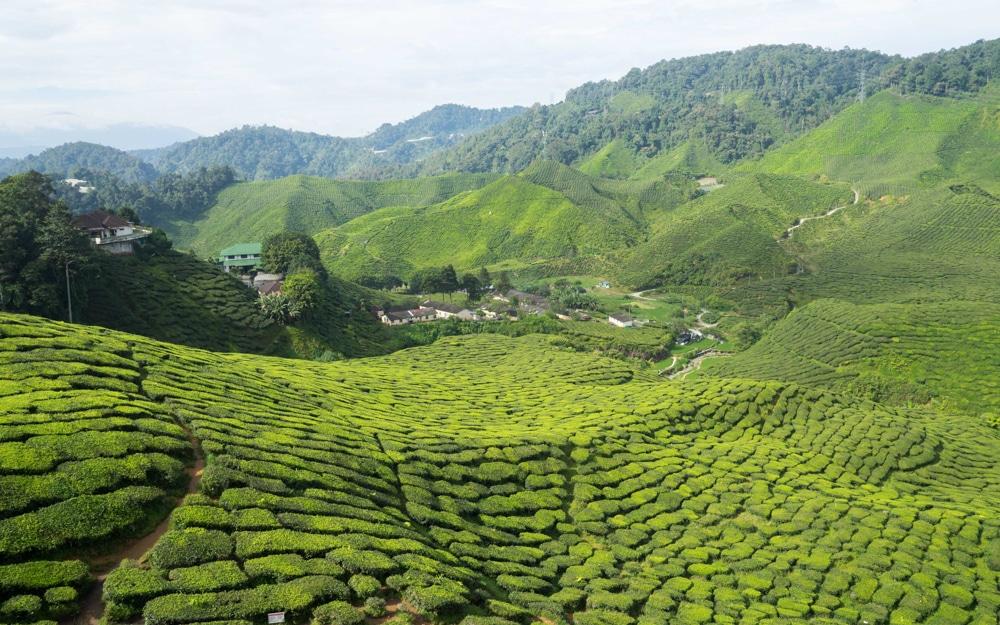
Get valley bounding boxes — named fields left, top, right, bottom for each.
left=1, top=36, right=998, bottom=625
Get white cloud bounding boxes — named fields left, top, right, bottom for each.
left=0, top=0, right=996, bottom=138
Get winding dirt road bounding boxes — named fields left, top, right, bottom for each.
left=667, top=349, right=732, bottom=380
left=781, top=188, right=859, bottom=240
left=629, top=289, right=657, bottom=301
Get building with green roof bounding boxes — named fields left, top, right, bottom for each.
left=218, top=243, right=262, bottom=273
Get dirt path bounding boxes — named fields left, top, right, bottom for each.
left=694, top=309, right=718, bottom=330
left=62, top=430, right=204, bottom=625
left=781, top=188, right=859, bottom=240
left=366, top=598, right=429, bottom=625
left=629, top=289, right=656, bottom=301
left=667, top=350, right=731, bottom=380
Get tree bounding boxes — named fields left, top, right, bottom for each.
left=35, top=202, right=90, bottom=320
left=441, top=265, right=459, bottom=299
left=461, top=274, right=481, bottom=302
left=0, top=172, right=91, bottom=316
left=477, top=267, right=491, bottom=288
left=261, top=231, right=322, bottom=274
left=283, top=269, right=321, bottom=317
left=496, top=270, right=513, bottom=293
left=259, top=293, right=301, bottom=325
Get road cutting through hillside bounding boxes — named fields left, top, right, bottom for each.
left=781, top=187, right=860, bottom=239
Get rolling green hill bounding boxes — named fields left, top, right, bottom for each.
left=77, top=250, right=388, bottom=360
left=316, top=174, right=650, bottom=282
left=162, top=173, right=499, bottom=257
left=617, top=174, right=852, bottom=288
left=750, top=89, right=1000, bottom=193
left=768, top=184, right=1000, bottom=306
left=2, top=313, right=1000, bottom=625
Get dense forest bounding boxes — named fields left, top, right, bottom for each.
left=135, top=104, right=525, bottom=179
left=52, top=166, right=238, bottom=224
left=0, top=142, right=158, bottom=183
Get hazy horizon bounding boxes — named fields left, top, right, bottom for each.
left=2, top=0, right=998, bottom=149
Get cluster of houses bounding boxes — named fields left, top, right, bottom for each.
left=377, top=301, right=500, bottom=325
left=71, top=221, right=649, bottom=334
left=71, top=210, right=151, bottom=255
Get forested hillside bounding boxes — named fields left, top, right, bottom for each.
left=136, top=104, right=525, bottom=180
left=0, top=172, right=388, bottom=359
left=0, top=142, right=158, bottom=183
left=415, top=39, right=1000, bottom=178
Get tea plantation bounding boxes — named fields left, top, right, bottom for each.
left=2, top=312, right=999, bottom=625
left=698, top=299, right=1000, bottom=416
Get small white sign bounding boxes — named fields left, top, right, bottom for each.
left=267, top=613, right=286, bottom=624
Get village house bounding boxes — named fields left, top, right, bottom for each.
left=253, top=272, right=284, bottom=296
left=675, top=328, right=704, bottom=346
left=380, top=307, right=437, bottom=325
left=424, top=301, right=478, bottom=321
left=64, top=178, right=96, bottom=194
left=72, top=210, right=151, bottom=255
left=609, top=312, right=634, bottom=328
left=219, top=243, right=262, bottom=274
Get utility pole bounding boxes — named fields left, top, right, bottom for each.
left=64, top=260, right=74, bottom=323
left=858, top=68, right=867, bottom=102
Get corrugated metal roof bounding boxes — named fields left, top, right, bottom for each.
left=219, top=242, right=262, bottom=257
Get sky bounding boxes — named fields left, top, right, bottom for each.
left=0, top=0, right=997, bottom=144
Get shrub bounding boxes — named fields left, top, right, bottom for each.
left=573, top=610, right=635, bottom=625
left=348, top=574, right=380, bottom=599
left=363, top=596, right=386, bottom=617
left=143, top=575, right=345, bottom=625
left=148, top=528, right=233, bottom=569
left=43, top=586, right=78, bottom=604
left=311, top=600, right=364, bottom=625
left=403, top=582, right=469, bottom=618
left=0, top=560, right=89, bottom=592
left=0, top=486, right=165, bottom=557
left=103, top=560, right=171, bottom=606
left=0, top=593, right=43, bottom=619
left=168, top=560, right=248, bottom=592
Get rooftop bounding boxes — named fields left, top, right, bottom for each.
left=219, top=242, right=262, bottom=258
left=72, top=210, right=131, bottom=230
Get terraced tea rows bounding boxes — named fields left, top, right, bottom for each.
left=699, top=299, right=1000, bottom=416
left=1, top=313, right=999, bottom=625
left=0, top=318, right=195, bottom=624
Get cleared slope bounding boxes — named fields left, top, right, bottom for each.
left=2, top=313, right=1000, bottom=625
left=316, top=175, right=645, bottom=281
left=750, top=89, right=1000, bottom=193
left=163, top=172, right=499, bottom=256
left=618, top=174, right=852, bottom=288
